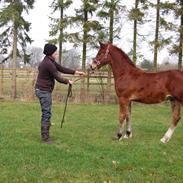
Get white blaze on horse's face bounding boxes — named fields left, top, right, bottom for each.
left=91, top=43, right=111, bottom=70
left=90, top=58, right=98, bottom=70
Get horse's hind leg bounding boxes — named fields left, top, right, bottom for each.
left=161, top=99, right=181, bottom=143
left=124, top=101, right=132, bottom=138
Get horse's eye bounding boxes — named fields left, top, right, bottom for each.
left=98, top=52, right=104, bottom=57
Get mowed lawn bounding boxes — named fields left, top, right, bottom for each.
left=0, top=101, right=183, bottom=183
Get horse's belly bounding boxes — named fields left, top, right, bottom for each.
left=135, top=99, right=163, bottom=104
left=130, top=92, right=167, bottom=104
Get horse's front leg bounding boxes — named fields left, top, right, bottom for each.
left=124, top=101, right=132, bottom=139
left=113, top=98, right=129, bottom=141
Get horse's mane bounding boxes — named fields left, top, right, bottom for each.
left=112, top=45, right=136, bottom=68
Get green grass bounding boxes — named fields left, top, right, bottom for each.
left=0, top=102, right=183, bottom=183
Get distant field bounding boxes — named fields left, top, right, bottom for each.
left=0, top=101, right=183, bottom=182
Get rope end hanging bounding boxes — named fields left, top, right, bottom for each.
left=60, top=83, right=72, bottom=128
left=61, top=119, right=64, bottom=128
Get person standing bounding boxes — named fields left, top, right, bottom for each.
left=35, top=43, right=85, bottom=144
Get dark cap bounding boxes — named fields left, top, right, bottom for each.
left=43, top=43, right=57, bottom=56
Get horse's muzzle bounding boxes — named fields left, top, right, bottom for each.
left=88, top=64, right=96, bottom=72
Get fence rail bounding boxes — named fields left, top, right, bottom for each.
left=0, top=68, right=117, bottom=103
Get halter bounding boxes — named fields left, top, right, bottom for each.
left=104, top=45, right=110, bottom=58
left=94, top=44, right=110, bottom=66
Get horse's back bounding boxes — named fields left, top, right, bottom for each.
left=120, top=69, right=183, bottom=104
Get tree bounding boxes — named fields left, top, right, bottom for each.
left=49, top=0, right=73, bottom=64
left=0, top=0, right=34, bottom=98
left=128, top=0, right=147, bottom=65
left=177, top=0, right=183, bottom=70
left=97, top=0, right=124, bottom=43
left=0, top=38, right=8, bottom=58
left=155, top=0, right=183, bottom=70
left=153, top=0, right=160, bottom=72
left=140, top=59, right=153, bottom=71
left=62, top=48, right=81, bottom=69
left=68, top=0, right=102, bottom=71
left=169, top=0, right=183, bottom=69
left=28, top=46, right=43, bottom=68
left=97, top=0, right=124, bottom=102
left=148, top=0, right=174, bottom=71
left=68, top=0, right=102, bottom=102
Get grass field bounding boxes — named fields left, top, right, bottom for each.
left=0, top=101, right=183, bottom=183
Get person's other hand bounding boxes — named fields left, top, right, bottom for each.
left=68, top=80, right=74, bottom=85
left=75, top=70, right=86, bottom=76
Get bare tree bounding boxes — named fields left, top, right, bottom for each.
left=62, top=49, right=81, bottom=70
left=29, top=47, right=43, bottom=68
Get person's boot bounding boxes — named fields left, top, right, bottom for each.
left=41, top=122, right=53, bottom=144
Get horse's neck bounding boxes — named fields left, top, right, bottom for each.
left=110, top=48, right=140, bottom=79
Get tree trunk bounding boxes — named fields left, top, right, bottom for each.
left=153, top=0, right=160, bottom=72
left=106, top=0, right=114, bottom=103
left=0, top=64, right=3, bottom=97
left=109, top=0, right=114, bottom=44
left=12, top=22, right=17, bottom=99
left=178, top=1, right=183, bottom=70
left=133, top=0, right=139, bottom=65
left=80, top=7, right=88, bottom=103
left=59, top=0, right=64, bottom=65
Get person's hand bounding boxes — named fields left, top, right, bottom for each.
left=68, top=80, right=74, bottom=85
left=75, top=70, right=86, bottom=76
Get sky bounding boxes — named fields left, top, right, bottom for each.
left=26, top=0, right=82, bottom=49
left=27, top=0, right=134, bottom=48
left=19, top=0, right=175, bottom=64
left=26, top=0, right=51, bottom=48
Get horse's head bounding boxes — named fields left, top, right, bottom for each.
left=89, top=42, right=111, bottom=71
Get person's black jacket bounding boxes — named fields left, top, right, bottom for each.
left=35, top=56, right=75, bottom=92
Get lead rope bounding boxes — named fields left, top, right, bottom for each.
left=61, top=83, right=72, bottom=128
left=60, top=77, right=82, bottom=128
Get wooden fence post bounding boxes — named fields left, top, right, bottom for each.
left=0, top=64, right=4, bottom=97
left=87, top=69, right=90, bottom=97
left=31, top=69, right=37, bottom=100
left=80, top=77, right=86, bottom=103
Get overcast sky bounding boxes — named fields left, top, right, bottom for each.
left=27, top=0, right=133, bottom=47
left=26, top=0, right=51, bottom=48
left=26, top=0, right=85, bottom=48
left=23, top=0, right=174, bottom=64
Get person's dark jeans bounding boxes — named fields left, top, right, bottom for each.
left=35, top=89, right=52, bottom=124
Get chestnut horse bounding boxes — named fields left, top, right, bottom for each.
left=90, top=42, right=183, bottom=143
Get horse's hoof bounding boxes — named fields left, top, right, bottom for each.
left=118, top=136, right=123, bottom=141
left=124, top=134, right=129, bottom=139
left=112, top=133, right=122, bottom=141
left=160, top=137, right=169, bottom=144
left=124, top=132, right=132, bottom=139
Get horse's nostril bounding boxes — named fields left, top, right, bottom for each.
left=87, top=67, right=91, bottom=72
left=88, top=64, right=92, bottom=70
left=89, top=64, right=93, bottom=70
